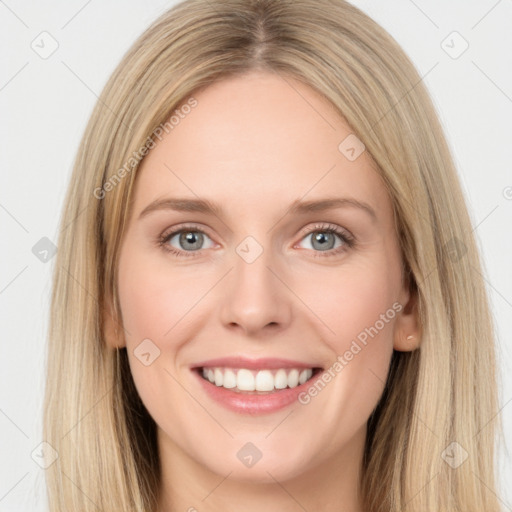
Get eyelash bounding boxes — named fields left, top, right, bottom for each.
left=157, top=222, right=356, bottom=259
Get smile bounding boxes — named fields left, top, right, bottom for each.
left=200, top=367, right=321, bottom=393
left=191, top=357, right=325, bottom=414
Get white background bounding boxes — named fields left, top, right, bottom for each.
left=1, top=0, right=511, bottom=510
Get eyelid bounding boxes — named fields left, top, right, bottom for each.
left=293, top=222, right=355, bottom=256
left=160, top=222, right=215, bottom=242
left=158, top=223, right=217, bottom=258
left=296, top=222, right=352, bottom=241
left=158, top=222, right=355, bottom=257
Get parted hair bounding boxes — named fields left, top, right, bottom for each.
left=44, top=1, right=501, bottom=510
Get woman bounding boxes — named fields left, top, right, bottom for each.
left=43, top=0, right=501, bottom=510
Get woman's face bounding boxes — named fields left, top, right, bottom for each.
left=108, top=70, right=418, bottom=485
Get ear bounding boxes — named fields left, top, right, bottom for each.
left=393, top=278, right=421, bottom=352
left=102, top=291, right=126, bottom=349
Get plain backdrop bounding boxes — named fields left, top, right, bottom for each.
left=1, top=0, right=511, bottom=510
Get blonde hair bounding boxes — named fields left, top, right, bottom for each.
left=44, top=0, right=501, bottom=510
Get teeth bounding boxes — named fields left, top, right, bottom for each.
left=288, top=369, right=299, bottom=388
left=201, top=367, right=314, bottom=392
left=237, top=369, right=255, bottom=391
left=274, top=369, right=288, bottom=389
left=255, top=370, right=274, bottom=391
left=223, top=369, right=237, bottom=389
left=299, top=369, right=309, bottom=385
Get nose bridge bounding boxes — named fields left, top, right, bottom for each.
left=219, top=235, right=290, bottom=334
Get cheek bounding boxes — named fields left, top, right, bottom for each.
left=116, top=250, right=197, bottom=395
left=301, top=259, right=400, bottom=350
left=294, top=257, right=400, bottom=424
left=117, top=248, right=203, bottom=344
left=116, top=251, right=201, bottom=432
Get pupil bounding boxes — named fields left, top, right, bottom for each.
left=180, top=231, right=202, bottom=250
left=313, top=231, right=333, bottom=251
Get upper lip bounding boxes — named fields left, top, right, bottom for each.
left=191, top=356, right=323, bottom=371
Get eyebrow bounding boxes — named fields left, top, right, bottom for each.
left=138, top=196, right=377, bottom=222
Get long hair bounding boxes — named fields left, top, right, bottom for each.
left=43, top=0, right=501, bottom=510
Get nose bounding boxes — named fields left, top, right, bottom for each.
left=219, top=245, right=292, bottom=337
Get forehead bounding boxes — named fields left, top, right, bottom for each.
left=132, top=71, right=391, bottom=221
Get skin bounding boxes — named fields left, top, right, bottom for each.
left=105, top=70, right=420, bottom=512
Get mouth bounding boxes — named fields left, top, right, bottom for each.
left=194, top=366, right=324, bottom=394
left=190, top=356, right=325, bottom=414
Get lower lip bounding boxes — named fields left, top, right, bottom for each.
left=192, top=369, right=322, bottom=415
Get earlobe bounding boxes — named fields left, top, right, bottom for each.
left=394, top=331, right=421, bottom=351
left=393, top=285, right=421, bottom=352
left=102, top=296, right=126, bottom=349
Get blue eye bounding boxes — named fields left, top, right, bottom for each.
left=159, top=225, right=214, bottom=257
left=296, top=223, right=354, bottom=257
left=158, top=222, right=355, bottom=258
left=301, top=230, right=341, bottom=251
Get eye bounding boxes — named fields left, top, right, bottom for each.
left=158, top=222, right=355, bottom=258
left=296, top=223, right=354, bottom=257
left=158, top=224, right=215, bottom=257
